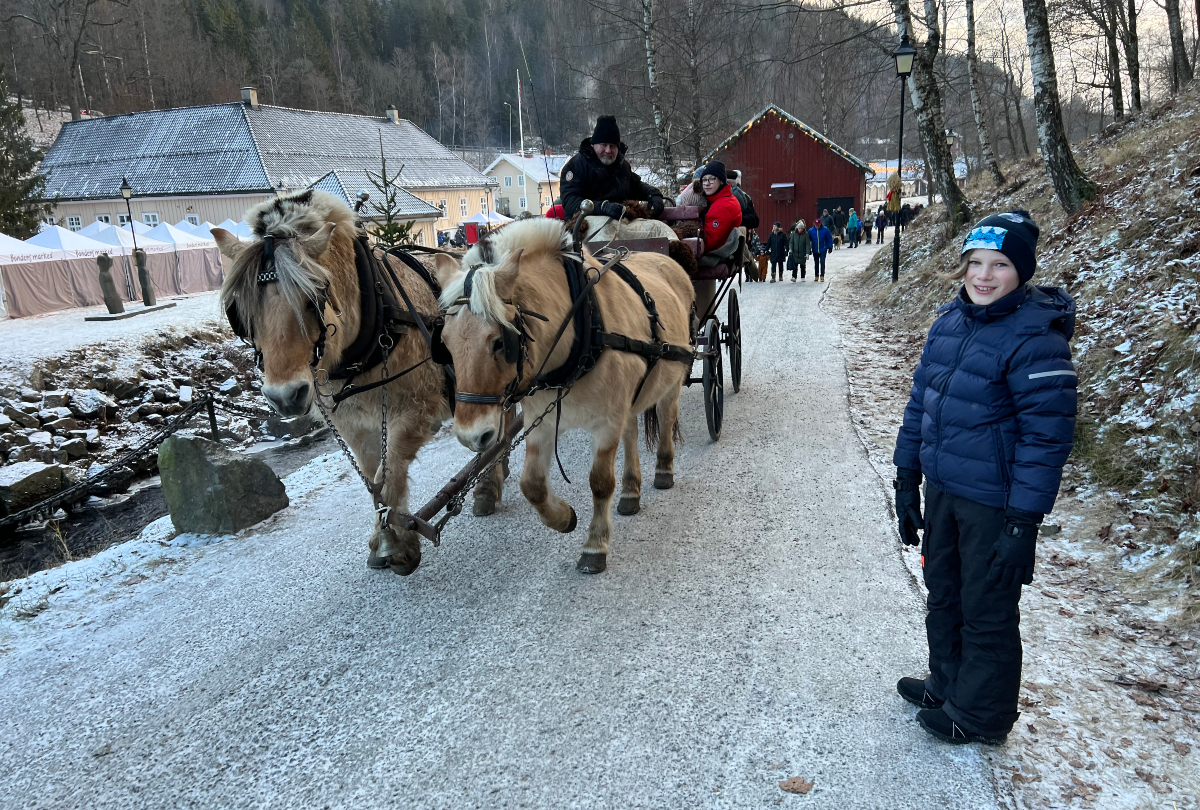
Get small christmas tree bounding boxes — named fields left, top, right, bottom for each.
left=0, top=64, right=51, bottom=238
left=366, top=131, right=416, bottom=248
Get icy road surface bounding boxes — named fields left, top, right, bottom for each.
left=0, top=246, right=1001, bottom=809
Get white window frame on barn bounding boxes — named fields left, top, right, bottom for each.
left=185, top=214, right=200, bottom=226
left=504, top=176, right=513, bottom=187
left=459, top=198, right=468, bottom=217
left=519, top=196, right=527, bottom=210
left=66, top=216, right=82, bottom=231
left=142, top=212, right=159, bottom=226
left=96, top=214, right=111, bottom=224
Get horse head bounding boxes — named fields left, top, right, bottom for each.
left=215, top=190, right=356, bottom=417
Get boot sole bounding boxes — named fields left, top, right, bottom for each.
left=916, top=713, right=1007, bottom=746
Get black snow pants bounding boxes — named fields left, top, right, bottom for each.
left=922, top=484, right=1023, bottom=737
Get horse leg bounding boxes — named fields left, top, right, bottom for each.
left=616, top=412, right=642, bottom=515
left=653, top=388, right=681, bottom=490
left=578, top=430, right=621, bottom=574
left=368, top=422, right=426, bottom=576
left=519, top=426, right=577, bottom=534
left=471, top=459, right=507, bottom=516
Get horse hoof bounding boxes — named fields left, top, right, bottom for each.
left=366, top=552, right=389, bottom=569
left=560, top=507, right=578, bottom=534
left=473, top=495, right=497, bottom=516
left=386, top=539, right=422, bottom=576
left=653, top=471, right=674, bottom=489
left=617, top=495, right=640, bottom=515
left=576, top=552, right=607, bottom=574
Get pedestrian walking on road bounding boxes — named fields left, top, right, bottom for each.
left=808, top=219, right=832, bottom=281
left=893, top=210, right=1077, bottom=746
left=875, top=208, right=887, bottom=243
left=847, top=208, right=860, bottom=248
left=788, top=220, right=810, bottom=280
left=766, top=221, right=788, bottom=282
left=821, top=208, right=833, bottom=233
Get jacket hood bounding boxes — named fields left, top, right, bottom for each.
left=578, top=137, right=629, bottom=162
left=946, top=284, right=1075, bottom=339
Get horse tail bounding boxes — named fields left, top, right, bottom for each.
left=642, top=406, right=660, bottom=450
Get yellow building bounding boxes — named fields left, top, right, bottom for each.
left=39, top=89, right=496, bottom=245
left=483, top=153, right=570, bottom=217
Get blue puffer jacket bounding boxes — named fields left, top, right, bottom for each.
left=894, top=284, right=1078, bottom=515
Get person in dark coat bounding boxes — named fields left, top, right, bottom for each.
left=821, top=208, right=834, bottom=232
left=807, top=219, right=832, bottom=281
left=875, top=208, right=887, bottom=243
left=893, top=210, right=1077, bottom=746
left=788, top=219, right=811, bottom=281
left=766, top=221, right=788, bottom=282
left=559, top=116, right=666, bottom=221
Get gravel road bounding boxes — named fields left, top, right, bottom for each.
left=0, top=245, right=1002, bottom=809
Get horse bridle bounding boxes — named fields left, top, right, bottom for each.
left=225, top=232, right=332, bottom=371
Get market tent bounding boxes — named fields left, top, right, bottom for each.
left=178, top=220, right=216, bottom=240
left=26, top=226, right=112, bottom=259
left=78, top=220, right=114, bottom=238
left=459, top=212, right=490, bottom=226
left=1, top=230, right=100, bottom=317
left=0, top=233, right=64, bottom=263
left=145, top=222, right=225, bottom=295
left=215, top=219, right=254, bottom=239
left=486, top=211, right=513, bottom=224
left=87, top=224, right=173, bottom=254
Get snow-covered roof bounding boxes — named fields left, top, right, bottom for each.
left=705, top=105, right=873, bottom=175
left=484, top=153, right=569, bottom=184
left=308, top=171, right=443, bottom=219
left=39, top=102, right=494, bottom=202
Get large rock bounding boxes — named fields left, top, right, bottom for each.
left=3, top=405, right=38, bottom=429
left=42, top=391, right=69, bottom=408
left=69, top=389, right=118, bottom=420
left=158, top=437, right=289, bottom=534
left=0, top=461, right=62, bottom=514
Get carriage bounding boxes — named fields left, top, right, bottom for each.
left=581, top=203, right=744, bottom=441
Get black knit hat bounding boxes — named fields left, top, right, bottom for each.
left=591, top=115, right=620, bottom=145
left=961, top=209, right=1040, bottom=283
left=701, top=160, right=727, bottom=185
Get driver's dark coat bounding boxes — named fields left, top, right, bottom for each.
left=560, top=138, right=664, bottom=220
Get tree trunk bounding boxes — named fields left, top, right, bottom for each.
left=1021, top=0, right=1098, bottom=213
left=891, top=0, right=972, bottom=230
left=1104, top=7, right=1124, bottom=119
left=140, top=9, right=155, bottom=109
left=1000, top=21, right=1032, bottom=156
left=1116, top=0, right=1141, bottom=112
left=1165, top=0, right=1193, bottom=89
left=966, top=0, right=1005, bottom=185
left=641, top=0, right=673, bottom=177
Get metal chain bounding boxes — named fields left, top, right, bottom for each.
left=312, top=374, right=373, bottom=493
left=213, top=398, right=276, bottom=420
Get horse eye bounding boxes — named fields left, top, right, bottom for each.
left=492, top=337, right=505, bottom=354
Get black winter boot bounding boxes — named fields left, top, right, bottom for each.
left=916, top=708, right=1007, bottom=745
left=897, top=677, right=943, bottom=710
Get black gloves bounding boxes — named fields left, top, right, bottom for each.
left=893, top=468, right=923, bottom=547
left=647, top=196, right=665, bottom=218
left=987, top=507, right=1043, bottom=588
left=598, top=201, right=625, bottom=220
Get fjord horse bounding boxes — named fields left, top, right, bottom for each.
left=214, top=189, right=503, bottom=575
left=439, top=219, right=693, bottom=573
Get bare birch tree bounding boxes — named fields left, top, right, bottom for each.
left=966, top=0, right=1005, bottom=184
left=641, top=0, right=674, bottom=173
left=1021, top=0, right=1098, bottom=213
left=1164, top=0, right=1193, bottom=89
left=892, top=0, right=973, bottom=229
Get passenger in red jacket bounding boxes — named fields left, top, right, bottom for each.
left=699, top=161, right=742, bottom=253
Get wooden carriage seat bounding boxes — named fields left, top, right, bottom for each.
left=660, top=206, right=736, bottom=280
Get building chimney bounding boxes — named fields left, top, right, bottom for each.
left=385, top=105, right=400, bottom=124
left=240, top=87, right=259, bottom=109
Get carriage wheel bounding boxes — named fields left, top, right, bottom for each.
left=726, top=289, right=742, bottom=394
left=702, top=319, right=724, bottom=442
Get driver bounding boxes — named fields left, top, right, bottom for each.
left=560, top=116, right=666, bottom=222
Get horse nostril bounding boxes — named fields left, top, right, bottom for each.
left=478, top=429, right=495, bottom=448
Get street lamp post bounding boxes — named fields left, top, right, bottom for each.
left=892, top=34, right=916, bottom=284
left=120, top=177, right=139, bottom=254
left=946, top=128, right=959, bottom=185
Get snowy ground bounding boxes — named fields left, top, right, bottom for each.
left=0, top=291, right=225, bottom=384
left=825, top=231, right=1200, bottom=809
left=0, top=245, right=1005, bottom=809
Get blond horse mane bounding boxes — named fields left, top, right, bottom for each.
left=219, top=189, right=355, bottom=333
left=439, top=219, right=572, bottom=331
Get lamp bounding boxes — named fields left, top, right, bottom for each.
left=946, top=129, right=958, bottom=147
left=120, top=177, right=132, bottom=200
left=894, top=34, right=916, bottom=77
left=119, top=176, right=139, bottom=253
left=891, top=36, right=916, bottom=283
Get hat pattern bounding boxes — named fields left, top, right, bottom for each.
left=962, top=226, right=1007, bottom=252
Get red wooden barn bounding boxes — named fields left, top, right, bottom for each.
left=704, top=105, right=874, bottom=238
